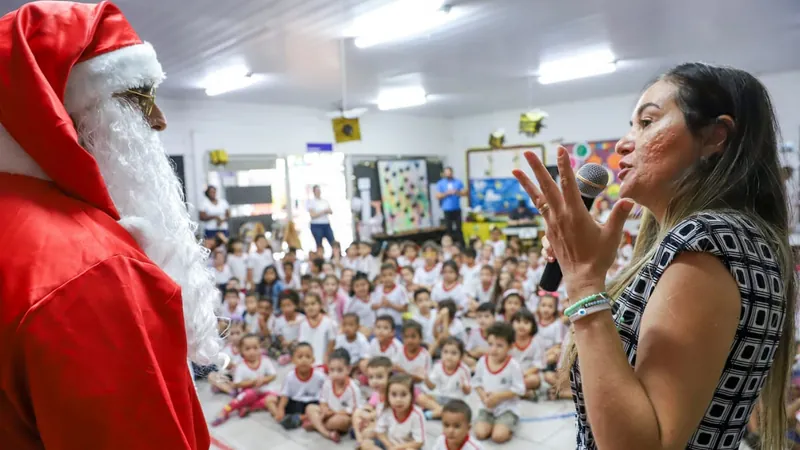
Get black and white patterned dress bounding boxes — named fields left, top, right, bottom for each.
left=570, top=212, right=787, bottom=449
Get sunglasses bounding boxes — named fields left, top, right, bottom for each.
left=120, top=86, right=157, bottom=116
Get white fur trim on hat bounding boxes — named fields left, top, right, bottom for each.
left=64, top=42, right=165, bottom=114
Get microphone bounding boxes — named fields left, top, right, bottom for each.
left=538, top=163, right=610, bottom=292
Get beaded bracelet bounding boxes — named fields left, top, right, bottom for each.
left=568, top=301, right=612, bottom=323
left=563, top=292, right=611, bottom=317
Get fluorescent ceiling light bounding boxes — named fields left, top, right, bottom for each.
left=347, top=0, right=454, bottom=49
left=537, top=49, right=617, bottom=85
left=377, top=86, right=427, bottom=111
left=203, top=65, right=264, bottom=96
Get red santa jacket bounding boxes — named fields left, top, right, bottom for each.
left=0, top=174, right=210, bottom=449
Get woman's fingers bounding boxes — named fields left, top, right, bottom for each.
left=512, top=168, right=544, bottom=206
left=555, top=146, right=584, bottom=209
left=522, top=151, right=563, bottom=214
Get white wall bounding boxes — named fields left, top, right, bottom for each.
left=157, top=98, right=453, bottom=209
left=159, top=70, right=800, bottom=214
left=449, top=70, right=800, bottom=180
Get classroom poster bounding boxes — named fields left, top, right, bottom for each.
left=377, top=159, right=432, bottom=234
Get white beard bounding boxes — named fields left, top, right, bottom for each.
left=75, top=99, right=221, bottom=366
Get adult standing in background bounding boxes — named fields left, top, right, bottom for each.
left=307, top=184, right=335, bottom=252
left=199, top=185, right=230, bottom=237
left=436, top=167, right=467, bottom=244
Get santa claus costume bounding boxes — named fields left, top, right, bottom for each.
left=0, top=2, right=219, bottom=449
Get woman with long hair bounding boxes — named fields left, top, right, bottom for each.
left=514, top=62, right=795, bottom=450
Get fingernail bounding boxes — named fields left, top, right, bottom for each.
left=558, top=147, right=566, bottom=157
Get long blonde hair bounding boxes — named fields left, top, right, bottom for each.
left=560, top=63, right=796, bottom=450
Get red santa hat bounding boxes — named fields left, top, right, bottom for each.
left=0, top=1, right=165, bottom=220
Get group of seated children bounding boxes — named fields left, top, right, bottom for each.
left=203, top=232, right=581, bottom=448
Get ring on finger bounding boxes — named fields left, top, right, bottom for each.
left=538, top=203, right=550, bottom=214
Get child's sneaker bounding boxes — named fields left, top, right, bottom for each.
left=280, top=413, right=302, bottom=430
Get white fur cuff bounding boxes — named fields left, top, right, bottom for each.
left=64, top=42, right=165, bottom=114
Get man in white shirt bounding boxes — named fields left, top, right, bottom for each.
left=199, top=185, right=230, bottom=237
left=307, top=185, right=335, bottom=252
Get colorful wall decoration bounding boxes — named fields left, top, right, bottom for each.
left=377, top=159, right=432, bottom=234
left=466, top=145, right=545, bottom=214
left=563, top=139, right=621, bottom=200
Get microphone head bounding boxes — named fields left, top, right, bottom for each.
left=575, top=163, right=609, bottom=198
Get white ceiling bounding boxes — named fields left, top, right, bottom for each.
left=5, top=0, right=800, bottom=117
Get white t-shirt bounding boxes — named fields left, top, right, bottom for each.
left=307, top=198, right=332, bottom=225
left=320, top=378, right=363, bottom=414
left=510, top=337, right=546, bottom=371
left=432, top=435, right=484, bottom=450
left=430, top=281, right=470, bottom=316
left=487, top=239, right=506, bottom=258
left=472, top=356, right=525, bottom=416
left=536, top=319, right=565, bottom=350
left=219, top=302, right=245, bottom=321
left=428, top=361, right=471, bottom=400
left=226, top=253, right=249, bottom=284
left=233, top=356, right=277, bottom=393
left=413, top=264, right=442, bottom=288
left=248, top=250, right=274, bottom=283
left=298, top=316, right=337, bottom=364
left=411, top=310, right=437, bottom=344
left=280, top=367, right=327, bottom=402
left=243, top=312, right=260, bottom=334
left=370, top=284, right=409, bottom=324
left=200, top=197, right=230, bottom=231
left=397, top=256, right=424, bottom=271
left=459, top=263, right=482, bottom=292
left=343, top=295, right=376, bottom=329
left=435, top=317, right=467, bottom=343
left=466, top=328, right=489, bottom=352
left=375, top=406, right=426, bottom=446
left=334, top=333, right=371, bottom=362
left=396, top=347, right=432, bottom=379
left=355, top=255, right=379, bottom=280
left=473, top=283, right=495, bottom=305
left=274, top=313, right=306, bottom=344
left=213, top=264, right=232, bottom=285
left=221, top=343, right=243, bottom=369
left=368, top=337, right=404, bottom=363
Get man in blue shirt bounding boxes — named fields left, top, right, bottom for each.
left=435, top=167, right=467, bottom=245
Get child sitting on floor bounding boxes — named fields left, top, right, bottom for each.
left=242, top=291, right=260, bottom=334
left=209, top=321, right=245, bottom=395
left=433, top=399, right=484, bottom=450
left=473, top=322, right=525, bottom=444
left=211, top=333, right=278, bottom=426
left=298, top=293, right=336, bottom=366
left=464, top=302, right=495, bottom=369
left=423, top=337, right=472, bottom=420
left=306, top=349, right=362, bottom=443
left=361, top=315, right=403, bottom=374
left=353, top=356, right=393, bottom=447
left=273, top=290, right=305, bottom=364
left=430, top=300, right=467, bottom=356
left=363, top=374, right=426, bottom=450
left=335, top=313, right=371, bottom=374
left=509, top=308, right=543, bottom=396
left=266, top=342, right=327, bottom=430
left=410, top=288, right=436, bottom=345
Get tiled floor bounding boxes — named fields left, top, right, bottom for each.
left=199, top=364, right=578, bottom=450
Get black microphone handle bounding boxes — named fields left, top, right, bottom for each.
left=538, top=194, right=598, bottom=292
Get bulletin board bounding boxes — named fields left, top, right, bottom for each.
left=377, top=159, right=433, bottom=234
left=466, top=145, right=546, bottom=214
left=563, top=139, right=621, bottom=200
